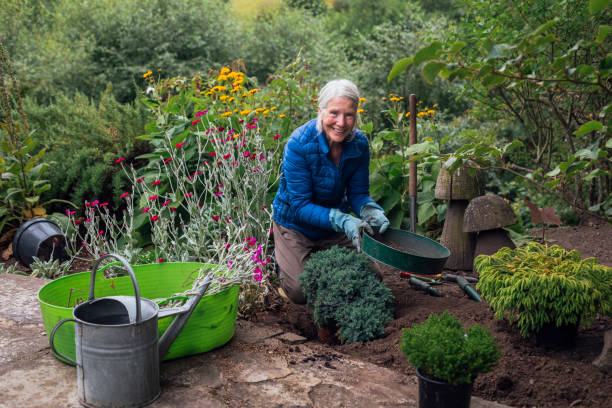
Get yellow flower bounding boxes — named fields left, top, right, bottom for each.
left=312, top=98, right=318, bottom=102
left=233, top=109, right=239, bottom=113
left=142, top=71, right=152, bottom=78
left=221, top=111, right=232, bottom=117
left=220, top=67, right=231, bottom=75
left=211, top=85, right=227, bottom=93
left=233, top=77, right=244, bottom=87
left=405, top=112, right=411, bottom=117
left=425, top=138, right=433, bottom=141
left=228, top=97, right=235, bottom=102
left=231, top=85, right=243, bottom=93
left=389, top=97, right=400, bottom=102
left=270, top=107, right=278, bottom=111
left=359, top=97, right=366, bottom=103
left=382, top=97, right=387, bottom=101
left=247, top=88, right=259, bottom=95
left=240, top=109, right=253, bottom=115
left=255, top=107, right=265, bottom=112
left=357, top=109, right=364, bottom=114
left=433, top=104, right=438, bottom=108
left=398, top=113, right=403, bottom=119
left=417, top=112, right=426, bottom=117
left=279, top=114, right=286, bottom=118
left=263, top=109, right=269, bottom=114
left=219, top=95, right=229, bottom=101
left=427, top=110, right=435, bottom=115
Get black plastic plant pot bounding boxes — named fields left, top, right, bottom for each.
left=12, top=217, right=68, bottom=268
left=535, top=322, right=579, bottom=350
left=416, top=368, right=472, bottom=408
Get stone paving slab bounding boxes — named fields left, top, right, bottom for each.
left=0, top=272, right=513, bottom=407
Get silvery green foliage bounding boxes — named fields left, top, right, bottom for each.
left=29, top=257, right=72, bottom=279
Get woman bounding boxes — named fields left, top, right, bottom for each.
left=272, top=79, right=389, bottom=304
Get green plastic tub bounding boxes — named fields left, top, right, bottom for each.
left=38, top=262, right=239, bottom=365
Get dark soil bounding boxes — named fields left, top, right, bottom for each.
left=3, top=222, right=611, bottom=407
left=256, top=222, right=612, bottom=408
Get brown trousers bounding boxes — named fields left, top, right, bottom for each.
left=273, top=221, right=353, bottom=304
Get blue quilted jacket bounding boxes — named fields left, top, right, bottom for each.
left=272, top=119, right=375, bottom=240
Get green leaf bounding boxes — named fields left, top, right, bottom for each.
left=388, top=58, right=413, bottom=83
left=546, top=167, right=561, bottom=177
left=417, top=203, right=437, bottom=224
left=531, top=19, right=558, bottom=37
left=573, top=120, right=604, bottom=136
left=583, top=169, right=609, bottom=181
left=422, top=62, right=445, bottom=84
left=413, top=41, right=443, bottom=66
left=449, top=41, right=466, bottom=54
left=382, top=190, right=402, bottom=213
left=589, top=0, right=610, bottom=14
left=597, top=25, right=612, bottom=43
left=485, top=44, right=514, bottom=60
left=606, top=138, right=612, bottom=148
left=361, top=122, right=373, bottom=135
left=482, top=74, right=506, bottom=88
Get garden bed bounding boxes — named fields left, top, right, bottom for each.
left=257, top=222, right=612, bottom=408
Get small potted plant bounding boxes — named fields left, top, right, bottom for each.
left=300, top=246, right=394, bottom=344
left=400, top=311, right=500, bottom=408
left=475, top=242, right=612, bottom=349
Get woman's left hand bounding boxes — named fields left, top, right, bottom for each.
left=360, top=204, right=390, bottom=234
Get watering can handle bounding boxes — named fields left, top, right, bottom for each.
left=89, top=254, right=142, bottom=323
left=49, top=318, right=77, bottom=366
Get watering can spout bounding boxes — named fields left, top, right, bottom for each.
left=158, top=277, right=212, bottom=360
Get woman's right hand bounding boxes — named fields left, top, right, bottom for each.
left=329, top=209, right=373, bottom=250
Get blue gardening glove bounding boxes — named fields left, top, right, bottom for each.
left=360, top=203, right=390, bottom=234
left=329, top=208, right=372, bottom=250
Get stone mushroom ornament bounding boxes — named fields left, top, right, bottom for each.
left=435, top=162, right=482, bottom=271
left=463, top=194, right=517, bottom=258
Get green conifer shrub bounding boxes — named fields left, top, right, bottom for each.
left=299, top=245, right=394, bottom=343
left=475, top=242, right=612, bottom=338
left=400, top=310, right=500, bottom=386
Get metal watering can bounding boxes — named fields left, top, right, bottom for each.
left=49, top=254, right=212, bottom=408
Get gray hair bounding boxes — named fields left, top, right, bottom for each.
left=316, top=79, right=360, bottom=137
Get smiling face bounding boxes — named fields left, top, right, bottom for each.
left=319, top=96, right=357, bottom=144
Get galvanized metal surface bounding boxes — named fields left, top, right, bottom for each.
left=361, top=228, right=450, bottom=275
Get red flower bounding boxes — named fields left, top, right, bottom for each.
left=150, top=215, right=159, bottom=222
left=212, top=215, right=220, bottom=221
left=170, top=207, right=177, bottom=211
left=223, top=153, right=231, bottom=159
left=176, top=142, right=186, bottom=148
left=149, top=195, right=157, bottom=200
left=162, top=200, right=170, bottom=207
left=120, top=192, right=129, bottom=198
left=153, top=180, right=161, bottom=186
left=164, top=157, right=172, bottom=163
left=100, top=202, right=109, bottom=206
left=137, top=177, right=145, bottom=183
left=158, top=258, right=164, bottom=263
left=115, top=157, right=126, bottom=164
left=65, top=209, right=76, bottom=215
left=209, top=152, right=217, bottom=157
left=274, top=134, right=280, bottom=140
left=191, top=119, right=200, bottom=126
left=142, top=207, right=150, bottom=213
left=184, top=193, right=192, bottom=198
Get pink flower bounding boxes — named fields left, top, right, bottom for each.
left=195, top=110, right=208, bottom=118
left=116, top=157, right=126, bottom=164
left=99, top=230, right=104, bottom=235
left=74, top=220, right=81, bottom=225
left=153, top=180, right=161, bottom=186
left=86, top=218, right=92, bottom=223
left=223, top=153, right=231, bottom=159
left=65, top=209, right=76, bottom=215
left=227, top=260, right=233, bottom=269
left=274, top=134, right=280, bottom=140
left=170, top=207, right=177, bottom=211
left=176, top=142, right=186, bottom=148
left=120, top=192, right=129, bottom=198
left=149, top=195, right=157, bottom=200
left=191, top=119, right=200, bottom=126
left=217, top=127, right=225, bottom=132
left=253, top=268, right=263, bottom=282
left=217, top=161, right=222, bottom=166
left=150, top=215, right=159, bottom=222
left=246, top=124, right=256, bottom=129
left=209, top=152, right=217, bottom=157
left=243, top=151, right=250, bottom=157
left=212, top=215, right=220, bottom=221
left=162, top=200, right=171, bottom=207
left=158, top=258, right=164, bottom=263
left=252, top=117, right=259, bottom=123
left=215, top=191, right=223, bottom=197
left=92, top=200, right=99, bottom=206
left=100, top=202, right=108, bottom=206
left=259, top=154, right=265, bottom=161
left=137, top=177, right=145, bottom=183
left=184, top=193, right=192, bottom=198
left=253, top=167, right=260, bottom=173
left=261, top=205, right=267, bottom=210
left=142, top=207, right=150, bottom=213
left=164, top=157, right=172, bottom=163
left=225, top=216, right=231, bottom=223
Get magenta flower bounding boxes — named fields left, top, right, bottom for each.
left=86, top=218, right=92, bottom=223
left=176, top=142, right=186, bottom=148
left=170, top=207, right=177, bottom=211
left=191, top=119, right=200, bottom=126
left=215, top=191, right=223, bottom=197
left=65, top=209, right=76, bottom=215
left=184, top=193, right=192, bottom=198
left=164, top=157, right=172, bottom=163
left=149, top=195, right=157, bottom=200
left=209, top=152, right=217, bottom=157
left=162, top=200, right=170, bottom=207
left=142, top=207, right=150, bottom=213
left=100, top=202, right=108, bottom=206
left=137, top=177, right=145, bottom=183
left=92, top=200, right=99, bottom=206
left=115, top=157, right=126, bottom=164
left=158, top=258, right=164, bottom=263
left=150, top=215, right=159, bottom=222
left=225, top=216, right=231, bottom=223
left=274, top=134, right=280, bottom=140
left=212, top=215, right=220, bottom=221
left=153, top=180, right=161, bottom=186
left=195, top=110, right=208, bottom=118
left=120, top=192, right=129, bottom=198
left=223, top=153, right=231, bottom=159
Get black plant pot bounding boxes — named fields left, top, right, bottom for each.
left=535, top=322, right=578, bottom=350
left=12, top=218, right=67, bottom=268
left=416, top=368, right=472, bottom=408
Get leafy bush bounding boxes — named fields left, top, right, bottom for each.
left=475, top=242, right=612, bottom=337
left=24, top=88, right=149, bottom=212
left=400, top=310, right=500, bottom=386
left=299, top=246, right=394, bottom=343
